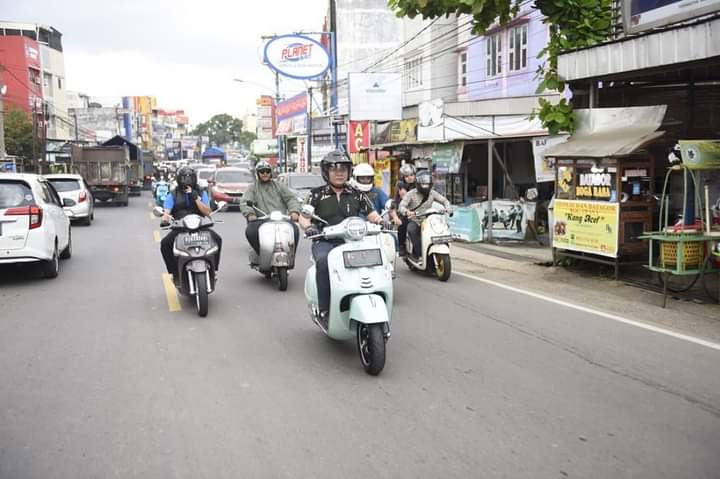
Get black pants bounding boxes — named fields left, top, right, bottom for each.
left=245, top=219, right=299, bottom=254
left=161, top=229, right=223, bottom=276
left=312, top=240, right=340, bottom=313
left=407, top=221, right=422, bottom=258
left=398, top=217, right=409, bottom=252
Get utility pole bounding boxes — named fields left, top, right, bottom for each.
left=73, top=111, right=79, bottom=141
left=307, top=87, right=313, bottom=173
left=0, top=94, right=6, bottom=163
left=329, top=0, right=339, bottom=149
left=32, top=104, right=37, bottom=173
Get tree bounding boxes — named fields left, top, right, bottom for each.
left=191, top=113, right=243, bottom=146
left=4, top=106, right=39, bottom=160
left=388, top=0, right=612, bottom=134
left=238, top=130, right=257, bottom=149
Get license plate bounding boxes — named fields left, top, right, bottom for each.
left=343, top=249, right=383, bottom=268
left=431, top=235, right=453, bottom=244
left=182, top=232, right=211, bottom=247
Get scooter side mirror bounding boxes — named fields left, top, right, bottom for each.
left=216, top=201, right=229, bottom=212
left=152, top=206, right=164, bottom=217
left=246, top=200, right=256, bottom=207
left=301, top=204, right=315, bottom=218
left=384, top=199, right=395, bottom=210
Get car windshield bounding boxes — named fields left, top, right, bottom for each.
left=197, top=170, right=214, bottom=180
left=48, top=179, right=81, bottom=192
left=0, top=181, right=34, bottom=208
left=290, top=175, right=324, bottom=189
left=215, top=171, right=252, bottom=183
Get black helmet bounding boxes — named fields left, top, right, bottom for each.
left=320, top=149, right=353, bottom=182
left=255, top=160, right=272, bottom=180
left=415, top=170, right=432, bottom=195
left=176, top=166, right=197, bottom=189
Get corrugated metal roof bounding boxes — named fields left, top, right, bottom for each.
left=544, top=106, right=667, bottom=158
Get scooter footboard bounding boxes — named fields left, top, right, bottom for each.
left=349, top=294, right=389, bottom=324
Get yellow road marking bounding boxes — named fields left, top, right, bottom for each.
left=162, top=273, right=182, bottom=312
left=153, top=230, right=161, bottom=242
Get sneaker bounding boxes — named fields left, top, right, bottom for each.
left=398, top=247, right=407, bottom=257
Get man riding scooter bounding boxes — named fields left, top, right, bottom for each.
left=398, top=170, right=452, bottom=261
left=241, top=160, right=301, bottom=257
left=161, top=166, right=222, bottom=282
left=394, top=163, right=417, bottom=256
left=299, top=150, right=383, bottom=324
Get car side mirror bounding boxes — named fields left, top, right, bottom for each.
left=152, top=206, right=164, bottom=217
left=62, top=198, right=76, bottom=207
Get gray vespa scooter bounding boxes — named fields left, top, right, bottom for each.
left=245, top=201, right=297, bottom=291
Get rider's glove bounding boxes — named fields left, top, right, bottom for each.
left=305, top=226, right=320, bottom=238
left=191, top=190, right=199, bottom=201
left=247, top=214, right=257, bottom=222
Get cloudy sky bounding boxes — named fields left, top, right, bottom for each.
left=4, top=0, right=327, bottom=125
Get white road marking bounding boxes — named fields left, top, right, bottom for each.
left=454, top=271, right=720, bottom=352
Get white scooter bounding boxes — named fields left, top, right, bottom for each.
left=302, top=205, right=394, bottom=376
left=404, top=205, right=454, bottom=281
left=245, top=201, right=296, bottom=291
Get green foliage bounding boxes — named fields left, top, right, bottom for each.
left=238, top=130, right=257, bottom=149
left=388, top=0, right=613, bottom=134
left=3, top=107, right=38, bottom=160
left=191, top=113, right=243, bottom=147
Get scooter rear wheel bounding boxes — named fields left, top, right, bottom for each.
left=357, top=323, right=386, bottom=376
left=195, top=272, right=209, bottom=317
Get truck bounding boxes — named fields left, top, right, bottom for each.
left=71, top=144, right=130, bottom=206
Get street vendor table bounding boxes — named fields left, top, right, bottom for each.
left=639, top=231, right=720, bottom=307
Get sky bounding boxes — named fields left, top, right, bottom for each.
left=3, top=0, right=327, bottom=126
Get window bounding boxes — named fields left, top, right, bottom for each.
left=57, top=77, right=63, bottom=90
left=485, top=33, right=502, bottom=78
left=509, top=24, right=528, bottom=72
left=43, top=73, right=52, bottom=89
left=28, top=68, right=41, bottom=86
left=458, top=51, right=468, bottom=87
left=404, top=57, right=423, bottom=90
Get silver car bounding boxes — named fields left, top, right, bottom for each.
left=45, top=174, right=95, bottom=226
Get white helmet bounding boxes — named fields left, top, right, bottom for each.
left=352, top=163, right=375, bottom=192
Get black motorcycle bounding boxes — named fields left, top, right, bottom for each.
left=154, top=202, right=227, bottom=316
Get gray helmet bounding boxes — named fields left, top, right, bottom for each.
left=415, top=170, right=432, bottom=195
left=320, top=149, right=352, bottom=182
left=399, top=163, right=416, bottom=178
left=255, top=160, right=272, bottom=180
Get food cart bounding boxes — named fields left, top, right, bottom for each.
left=544, top=106, right=666, bottom=278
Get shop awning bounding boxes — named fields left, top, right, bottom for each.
left=362, top=139, right=449, bottom=151
left=544, top=105, right=667, bottom=159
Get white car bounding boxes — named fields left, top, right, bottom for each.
left=45, top=174, right=95, bottom=226
left=0, top=173, right=72, bottom=278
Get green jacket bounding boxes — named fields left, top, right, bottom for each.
left=240, top=179, right=301, bottom=218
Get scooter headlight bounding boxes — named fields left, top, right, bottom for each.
left=183, top=215, right=202, bottom=230
left=346, top=218, right=367, bottom=241
left=429, top=215, right=445, bottom=234
left=269, top=211, right=284, bottom=222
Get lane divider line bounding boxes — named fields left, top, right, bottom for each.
left=161, top=273, right=182, bottom=312
left=454, top=270, right=720, bottom=352
left=153, top=230, right=161, bottom=243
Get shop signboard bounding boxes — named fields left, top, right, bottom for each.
left=552, top=200, right=620, bottom=258
left=348, top=121, right=369, bottom=153
left=348, top=73, right=402, bottom=121
left=576, top=171, right=615, bottom=200
left=623, top=0, right=720, bottom=34
left=679, top=140, right=720, bottom=170
left=373, top=158, right=391, bottom=196
left=251, top=139, right=279, bottom=156
left=276, top=93, right=308, bottom=135
left=264, top=35, right=330, bottom=80
left=432, top=142, right=463, bottom=175
left=532, top=135, right=568, bottom=182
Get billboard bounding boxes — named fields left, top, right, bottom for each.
left=348, top=121, right=369, bottom=153
left=623, top=0, right=720, bottom=34
left=348, top=73, right=402, bottom=121
left=553, top=200, right=620, bottom=258
left=264, top=34, right=330, bottom=80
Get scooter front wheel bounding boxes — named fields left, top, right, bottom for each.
left=433, top=253, right=452, bottom=282
left=276, top=267, right=288, bottom=291
left=195, top=272, right=209, bottom=317
left=357, top=323, right=386, bottom=376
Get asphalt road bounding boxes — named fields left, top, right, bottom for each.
left=0, top=192, right=718, bottom=478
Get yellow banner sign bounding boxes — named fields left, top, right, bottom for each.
left=553, top=200, right=619, bottom=258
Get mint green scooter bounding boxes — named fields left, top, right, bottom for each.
left=302, top=206, right=394, bottom=375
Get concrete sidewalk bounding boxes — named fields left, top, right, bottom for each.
left=449, top=241, right=720, bottom=343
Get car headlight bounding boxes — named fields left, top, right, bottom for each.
left=346, top=218, right=367, bottom=241
left=183, top=215, right=202, bottom=230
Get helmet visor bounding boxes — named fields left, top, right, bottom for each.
left=356, top=175, right=374, bottom=185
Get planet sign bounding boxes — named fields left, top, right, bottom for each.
left=264, top=34, right=331, bottom=80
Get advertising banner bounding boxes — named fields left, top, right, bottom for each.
left=432, top=142, right=463, bottom=175
left=348, top=73, right=402, bottom=121
left=348, top=121, right=369, bottom=153
left=532, top=135, right=568, bottom=182
left=264, top=35, right=330, bottom=80
left=552, top=200, right=620, bottom=258
left=623, top=0, right=720, bottom=34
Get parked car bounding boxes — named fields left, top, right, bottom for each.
left=45, top=174, right=95, bottom=226
left=277, top=172, right=325, bottom=202
left=0, top=173, right=73, bottom=278
left=210, top=167, right=253, bottom=208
